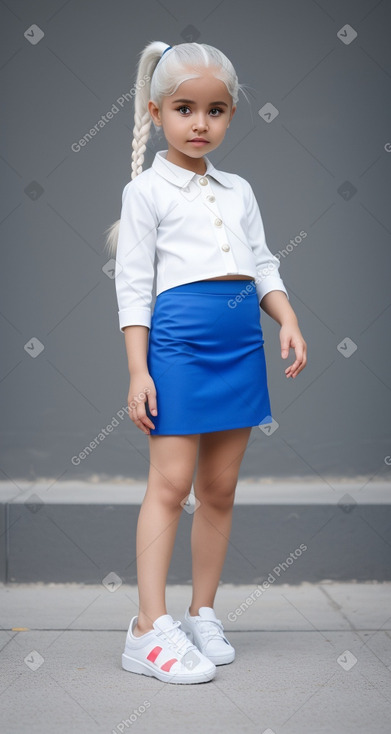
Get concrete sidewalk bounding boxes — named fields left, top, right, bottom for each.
left=1, top=582, right=390, bottom=733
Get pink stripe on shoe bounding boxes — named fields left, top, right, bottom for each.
left=161, top=658, right=178, bottom=672
left=146, top=646, right=162, bottom=663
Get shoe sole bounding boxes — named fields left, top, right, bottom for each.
left=182, top=624, right=235, bottom=665
left=122, top=652, right=216, bottom=684
left=206, top=651, right=235, bottom=665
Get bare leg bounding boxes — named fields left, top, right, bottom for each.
left=189, top=427, right=252, bottom=615
left=133, top=433, right=199, bottom=636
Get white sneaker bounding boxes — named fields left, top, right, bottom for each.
left=122, top=613, right=216, bottom=684
left=181, top=606, right=235, bottom=665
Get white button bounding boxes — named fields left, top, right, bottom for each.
left=214, top=218, right=222, bottom=226
left=221, top=244, right=230, bottom=252
left=199, top=177, right=208, bottom=186
left=207, top=195, right=215, bottom=202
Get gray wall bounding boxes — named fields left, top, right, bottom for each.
left=1, top=0, right=390, bottom=482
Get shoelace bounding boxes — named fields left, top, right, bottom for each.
left=155, top=620, right=199, bottom=657
left=194, top=617, right=226, bottom=643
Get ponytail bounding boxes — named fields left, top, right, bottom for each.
left=103, top=41, right=170, bottom=258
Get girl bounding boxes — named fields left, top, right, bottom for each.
left=105, top=41, right=307, bottom=685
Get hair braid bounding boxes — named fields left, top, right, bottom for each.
left=131, top=109, right=152, bottom=180
left=103, top=42, right=166, bottom=257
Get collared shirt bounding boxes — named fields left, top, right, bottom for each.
left=114, top=149, right=289, bottom=331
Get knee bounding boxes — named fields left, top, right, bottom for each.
left=195, top=476, right=236, bottom=510
left=148, top=470, right=193, bottom=510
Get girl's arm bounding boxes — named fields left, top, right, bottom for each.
left=114, top=182, right=159, bottom=434
left=123, top=325, right=158, bottom=434
left=260, top=290, right=297, bottom=326
left=242, top=181, right=307, bottom=379
left=115, top=181, right=158, bottom=332
left=124, top=325, right=149, bottom=375
left=260, top=290, right=307, bottom=379
left=243, top=180, right=289, bottom=306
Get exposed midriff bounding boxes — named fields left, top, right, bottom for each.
left=202, top=274, right=254, bottom=281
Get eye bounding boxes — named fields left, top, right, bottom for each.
left=175, top=106, right=225, bottom=116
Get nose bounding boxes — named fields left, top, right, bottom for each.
left=192, top=113, right=208, bottom=131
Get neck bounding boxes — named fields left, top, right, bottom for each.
left=164, top=148, right=207, bottom=175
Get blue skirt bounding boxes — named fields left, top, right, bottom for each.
left=145, top=279, right=272, bottom=435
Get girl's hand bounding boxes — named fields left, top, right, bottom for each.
left=127, top=372, right=158, bottom=434
left=279, top=321, right=307, bottom=378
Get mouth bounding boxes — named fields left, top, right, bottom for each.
left=189, top=138, right=209, bottom=143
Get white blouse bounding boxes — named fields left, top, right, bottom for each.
left=114, top=149, right=289, bottom=331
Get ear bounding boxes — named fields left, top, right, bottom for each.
left=228, top=105, right=237, bottom=126
left=148, top=100, right=162, bottom=125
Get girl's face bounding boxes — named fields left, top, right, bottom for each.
left=148, top=68, right=236, bottom=171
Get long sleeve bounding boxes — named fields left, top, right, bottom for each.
left=244, top=180, right=289, bottom=305
left=115, top=180, right=158, bottom=331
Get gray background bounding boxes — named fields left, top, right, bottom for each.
left=1, top=9, right=390, bottom=731
left=1, top=0, right=391, bottom=483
